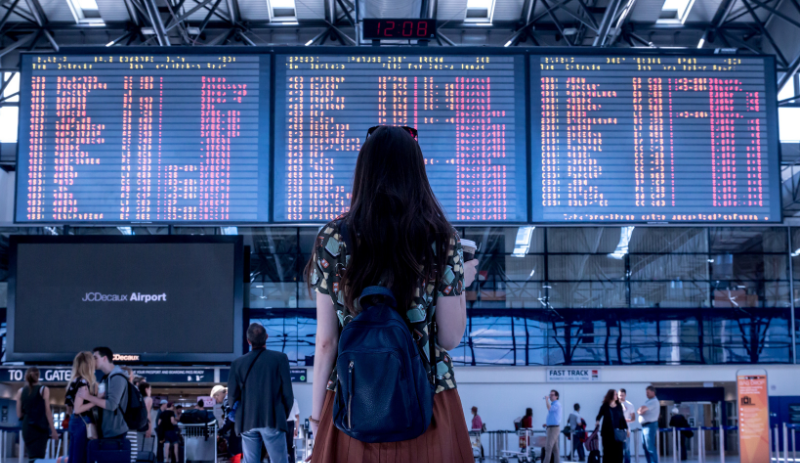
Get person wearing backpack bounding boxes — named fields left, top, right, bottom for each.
left=78, top=347, right=130, bottom=439
left=305, top=125, right=479, bottom=462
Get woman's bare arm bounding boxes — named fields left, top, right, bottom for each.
left=310, top=291, right=339, bottom=434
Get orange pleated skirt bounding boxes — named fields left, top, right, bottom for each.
left=311, top=389, right=475, bottom=463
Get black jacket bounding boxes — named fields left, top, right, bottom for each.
left=228, top=348, right=294, bottom=434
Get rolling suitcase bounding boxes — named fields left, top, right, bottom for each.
left=135, top=437, right=156, bottom=463
left=87, top=439, right=132, bottom=463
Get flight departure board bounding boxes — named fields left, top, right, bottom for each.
left=273, top=53, right=528, bottom=223
left=531, top=54, right=780, bottom=223
left=16, top=53, right=270, bottom=223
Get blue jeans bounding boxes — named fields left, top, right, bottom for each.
left=68, top=415, right=88, bottom=463
left=241, top=427, right=287, bottom=463
left=622, top=435, right=631, bottom=463
left=642, top=422, right=659, bottom=463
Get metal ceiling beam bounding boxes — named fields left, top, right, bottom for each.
left=164, top=0, right=192, bottom=45
left=593, top=0, right=623, bottom=46
left=698, top=0, right=736, bottom=47
left=0, top=33, right=36, bottom=58
left=164, top=0, right=214, bottom=32
left=604, top=0, right=639, bottom=47
left=142, top=0, right=171, bottom=46
left=226, top=0, right=239, bottom=25
left=741, top=0, right=787, bottom=65
left=0, top=0, right=22, bottom=34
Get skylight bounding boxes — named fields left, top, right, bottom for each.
left=67, top=0, right=104, bottom=24
left=466, top=0, right=495, bottom=22
left=657, top=0, right=696, bottom=23
left=270, top=0, right=297, bottom=21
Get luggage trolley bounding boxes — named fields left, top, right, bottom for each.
left=179, top=422, right=217, bottom=463
left=469, top=430, right=484, bottom=462
left=498, top=429, right=539, bottom=463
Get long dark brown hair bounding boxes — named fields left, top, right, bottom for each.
left=305, top=126, right=453, bottom=313
left=603, top=389, right=619, bottom=406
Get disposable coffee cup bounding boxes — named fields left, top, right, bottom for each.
left=461, top=239, right=477, bottom=262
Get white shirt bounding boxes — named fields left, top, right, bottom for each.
left=638, top=397, right=660, bottom=424
left=287, top=399, right=300, bottom=422
left=622, top=400, right=640, bottom=430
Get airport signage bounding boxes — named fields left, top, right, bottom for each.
left=218, top=368, right=307, bottom=383
left=546, top=368, right=600, bottom=382
left=737, top=372, right=770, bottom=463
left=0, top=367, right=72, bottom=383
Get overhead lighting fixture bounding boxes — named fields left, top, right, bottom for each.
left=270, top=0, right=297, bottom=22
left=697, top=38, right=705, bottom=48
left=504, top=40, right=513, bottom=47
left=67, top=0, right=105, bottom=25
left=221, top=227, right=238, bottom=235
left=792, top=248, right=800, bottom=257
left=117, top=227, right=133, bottom=235
left=466, top=0, right=495, bottom=23
left=512, top=226, right=535, bottom=257
left=657, top=0, right=696, bottom=24
left=305, top=39, right=314, bottom=46
left=608, top=226, right=635, bottom=260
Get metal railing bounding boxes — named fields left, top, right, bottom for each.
left=771, top=423, right=800, bottom=463
left=655, top=425, right=739, bottom=463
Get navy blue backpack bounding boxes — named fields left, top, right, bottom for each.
left=333, top=222, right=436, bottom=443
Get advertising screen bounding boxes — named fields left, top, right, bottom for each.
left=7, top=236, right=243, bottom=362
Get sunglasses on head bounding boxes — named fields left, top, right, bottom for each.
left=366, top=125, right=418, bottom=141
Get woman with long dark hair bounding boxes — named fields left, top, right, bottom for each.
left=595, top=389, right=629, bottom=463
left=15, top=367, right=59, bottom=463
left=306, top=126, right=478, bottom=462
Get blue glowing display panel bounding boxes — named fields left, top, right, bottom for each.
left=273, top=53, right=528, bottom=223
left=531, top=55, right=780, bottom=223
left=16, top=53, right=270, bottom=223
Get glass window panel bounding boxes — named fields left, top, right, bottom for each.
left=710, top=254, right=788, bottom=280
left=619, top=318, right=660, bottom=364
left=254, top=317, right=316, bottom=365
left=463, top=227, right=545, bottom=254
left=629, top=227, right=708, bottom=253
left=548, top=319, right=621, bottom=365
left=504, top=282, right=547, bottom=308
left=709, top=227, right=788, bottom=253
left=547, top=255, right=625, bottom=281
left=548, top=282, right=627, bottom=308
left=248, top=282, right=298, bottom=308
left=630, top=254, right=709, bottom=281
left=503, top=255, right=545, bottom=281
left=630, top=282, right=709, bottom=308
left=466, top=316, right=527, bottom=365
left=711, top=281, right=790, bottom=308
left=707, top=311, right=792, bottom=363
left=546, top=228, right=623, bottom=253
left=172, top=227, right=220, bottom=235
left=0, top=282, right=6, bottom=308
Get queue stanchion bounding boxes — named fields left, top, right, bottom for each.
left=634, top=429, right=640, bottom=463
left=18, top=430, right=23, bottom=463
left=792, top=424, right=798, bottom=463
left=719, top=425, right=725, bottom=463
left=672, top=427, right=678, bottom=463
left=784, top=423, right=789, bottom=463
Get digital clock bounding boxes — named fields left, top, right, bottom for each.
left=362, top=19, right=436, bottom=40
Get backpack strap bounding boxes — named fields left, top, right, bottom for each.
left=238, top=348, right=265, bottom=431
left=108, top=373, right=129, bottom=415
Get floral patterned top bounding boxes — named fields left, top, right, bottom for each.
left=310, top=221, right=465, bottom=394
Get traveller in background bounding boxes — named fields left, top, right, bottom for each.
left=471, top=407, right=483, bottom=432
left=211, top=385, right=226, bottom=425
left=65, top=352, right=98, bottom=463
left=595, top=389, right=628, bottom=463
left=16, top=367, right=59, bottom=463
left=211, top=386, right=242, bottom=463
left=522, top=408, right=534, bottom=429
left=305, top=125, right=477, bottom=463
left=638, top=386, right=660, bottom=463
left=568, top=403, right=585, bottom=462
left=157, top=403, right=179, bottom=463
left=287, top=399, right=300, bottom=463
left=174, top=405, right=183, bottom=422
left=78, top=347, right=130, bottom=439
left=138, top=383, right=155, bottom=455
left=618, top=389, right=637, bottom=463
left=668, top=408, right=691, bottom=461
left=228, top=323, right=293, bottom=463
left=543, top=389, right=563, bottom=463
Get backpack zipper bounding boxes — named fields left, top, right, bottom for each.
left=347, top=360, right=354, bottom=430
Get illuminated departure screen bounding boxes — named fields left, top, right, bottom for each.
left=531, top=55, right=780, bottom=223
left=274, top=53, right=528, bottom=223
left=16, top=53, right=269, bottom=223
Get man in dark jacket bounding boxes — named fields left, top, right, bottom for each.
left=228, top=323, right=294, bottom=463
left=668, top=409, right=692, bottom=461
